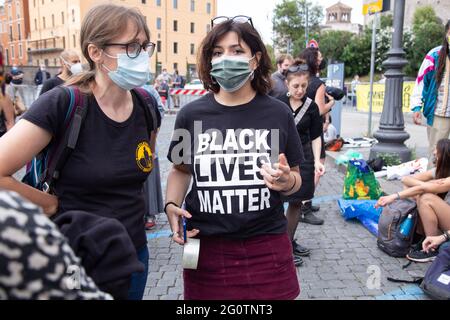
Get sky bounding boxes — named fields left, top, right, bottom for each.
left=217, top=0, right=364, bottom=44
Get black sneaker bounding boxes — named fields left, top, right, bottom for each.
left=298, top=211, right=324, bottom=225
left=292, top=240, right=311, bottom=256
left=406, top=248, right=438, bottom=263
left=293, top=255, right=304, bottom=267
left=311, top=204, right=320, bottom=212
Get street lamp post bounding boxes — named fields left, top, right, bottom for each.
left=304, top=3, right=309, bottom=48
left=369, top=0, right=411, bottom=163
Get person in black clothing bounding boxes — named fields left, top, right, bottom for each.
left=34, top=64, right=52, bottom=98
left=298, top=47, right=335, bottom=223
left=166, top=17, right=303, bottom=300
left=0, top=4, right=160, bottom=300
left=10, top=64, right=24, bottom=85
left=34, top=64, right=51, bottom=86
left=277, top=59, right=325, bottom=267
left=40, top=50, right=82, bottom=96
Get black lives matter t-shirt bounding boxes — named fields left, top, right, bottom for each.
left=23, top=87, right=160, bottom=249
left=167, top=93, right=304, bottom=238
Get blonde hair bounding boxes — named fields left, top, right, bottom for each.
left=65, top=4, right=150, bottom=92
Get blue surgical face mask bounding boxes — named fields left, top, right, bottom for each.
left=210, top=55, right=255, bottom=92
left=103, top=51, right=150, bottom=90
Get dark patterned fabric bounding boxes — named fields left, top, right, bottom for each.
left=0, top=190, right=112, bottom=300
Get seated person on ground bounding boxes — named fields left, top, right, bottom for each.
left=376, top=139, right=450, bottom=263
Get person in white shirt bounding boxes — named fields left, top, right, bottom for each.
left=324, top=115, right=337, bottom=143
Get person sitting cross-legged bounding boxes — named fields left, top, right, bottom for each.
left=376, top=139, right=450, bottom=262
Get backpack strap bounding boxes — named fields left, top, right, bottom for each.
left=41, top=86, right=88, bottom=193
left=132, top=87, right=159, bottom=137
left=387, top=276, right=423, bottom=285
left=294, top=97, right=313, bottom=126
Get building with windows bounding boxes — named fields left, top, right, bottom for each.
left=0, top=0, right=30, bottom=66
left=26, top=0, right=216, bottom=76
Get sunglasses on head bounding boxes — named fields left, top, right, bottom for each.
left=211, top=15, right=254, bottom=29
left=287, top=64, right=309, bottom=74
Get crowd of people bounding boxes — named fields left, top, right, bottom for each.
left=0, top=3, right=448, bottom=301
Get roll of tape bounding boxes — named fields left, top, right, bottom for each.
left=182, top=238, right=200, bottom=270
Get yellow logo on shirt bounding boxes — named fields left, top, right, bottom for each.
left=136, top=142, right=153, bottom=173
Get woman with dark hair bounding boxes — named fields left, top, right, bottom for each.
left=276, top=59, right=325, bottom=267
left=376, top=139, right=450, bottom=262
left=297, top=47, right=334, bottom=224
left=166, top=16, right=304, bottom=300
left=411, top=20, right=450, bottom=161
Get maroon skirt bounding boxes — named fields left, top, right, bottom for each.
left=183, top=233, right=300, bottom=300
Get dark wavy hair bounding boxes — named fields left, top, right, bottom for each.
left=436, top=20, right=450, bottom=86
left=298, top=47, right=320, bottom=76
left=436, top=138, right=450, bottom=179
left=197, top=20, right=272, bottom=95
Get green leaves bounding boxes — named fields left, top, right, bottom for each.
left=272, top=0, right=323, bottom=54
left=271, top=3, right=444, bottom=79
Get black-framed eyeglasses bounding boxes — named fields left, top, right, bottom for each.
left=103, top=41, right=156, bottom=59
left=211, top=15, right=254, bottom=29
left=287, top=64, right=309, bottom=74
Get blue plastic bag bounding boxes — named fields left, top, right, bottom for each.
left=337, top=199, right=382, bottom=236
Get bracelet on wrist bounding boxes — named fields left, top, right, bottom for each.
left=443, top=231, right=450, bottom=241
left=282, top=174, right=296, bottom=194
left=164, top=201, right=179, bottom=215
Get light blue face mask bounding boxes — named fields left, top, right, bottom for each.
left=210, top=55, right=255, bottom=92
left=103, top=51, right=150, bottom=90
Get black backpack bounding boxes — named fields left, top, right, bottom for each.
left=377, top=199, right=418, bottom=257
left=387, top=242, right=450, bottom=300
left=421, top=243, right=450, bottom=300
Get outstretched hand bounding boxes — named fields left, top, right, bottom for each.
left=260, top=154, right=293, bottom=192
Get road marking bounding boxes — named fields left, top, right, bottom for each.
left=147, top=229, right=172, bottom=240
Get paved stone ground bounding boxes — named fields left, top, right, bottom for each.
left=143, top=113, right=431, bottom=300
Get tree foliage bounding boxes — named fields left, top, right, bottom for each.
left=319, top=30, right=354, bottom=64
left=271, top=4, right=443, bottom=78
left=408, top=6, right=444, bottom=75
left=272, top=0, right=323, bottom=55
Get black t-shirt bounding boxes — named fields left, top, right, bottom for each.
left=306, top=76, right=325, bottom=101
left=167, top=93, right=304, bottom=238
left=40, top=76, right=65, bottom=96
left=277, top=95, right=322, bottom=147
left=23, top=87, right=161, bottom=249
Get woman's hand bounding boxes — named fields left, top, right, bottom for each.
left=315, top=161, right=325, bottom=176
left=43, top=194, right=59, bottom=217
left=375, top=194, right=397, bottom=209
left=260, top=154, right=293, bottom=192
left=413, top=112, right=422, bottom=125
left=423, top=235, right=447, bottom=253
left=166, top=203, right=199, bottom=245
left=325, top=93, right=335, bottom=108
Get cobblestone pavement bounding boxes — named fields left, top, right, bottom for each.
left=143, top=114, right=430, bottom=300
